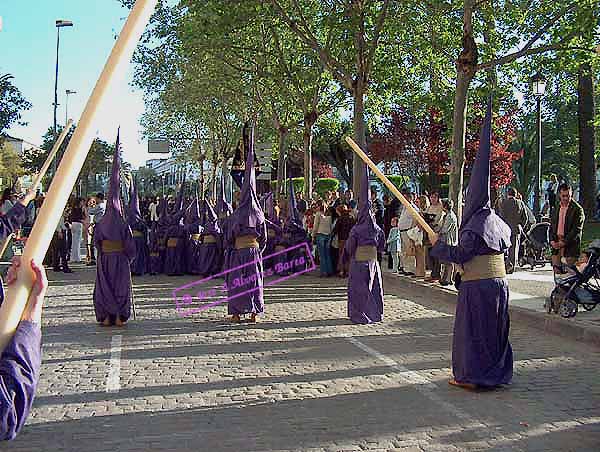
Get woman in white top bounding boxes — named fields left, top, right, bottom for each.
left=312, top=205, right=335, bottom=276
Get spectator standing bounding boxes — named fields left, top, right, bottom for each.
left=370, top=186, right=385, bottom=230
left=296, top=191, right=308, bottom=216
left=411, top=195, right=430, bottom=277
left=397, top=192, right=417, bottom=275
left=550, top=183, right=585, bottom=271
left=333, top=204, right=356, bottom=277
left=425, top=191, right=444, bottom=281
left=69, top=198, right=85, bottom=263
left=149, top=196, right=159, bottom=225
left=498, top=187, right=528, bottom=273
left=386, top=217, right=401, bottom=273
left=312, top=204, right=334, bottom=276
left=438, top=198, right=458, bottom=286
left=51, top=212, right=72, bottom=273
left=0, top=188, right=14, bottom=215
left=86, top=192, right=106, bottom=265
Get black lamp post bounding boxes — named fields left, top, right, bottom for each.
left=53, top=19, right=73, bottom=173
left=531, top=72, right=546, bottom=219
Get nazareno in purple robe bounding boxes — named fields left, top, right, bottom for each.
left=184, top=196, right=204, bottom=275
left=127, top=178, right=149, bottom=276
left=343, top=163, right=385, bottom=324
left=225, top=124, right=267, bottom=316
left=217, top=167, right=233, bottom=274
left=430, top=99, right=513, bottom=387
left=0, top=321, right=41, bottom=440
left=0, top=204, right=37, bottom=441
left=163, top=181, right=186, bottom=276
left=148, top=223, right=163, bottom=275
left=195, top=200, right=222, bottom=276
left=93, top=131, right=136, bottom=324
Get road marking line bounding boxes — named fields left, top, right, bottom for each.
left=346, top=337, right=474, bottom=422
left=106, top=335, right=122, bottom=393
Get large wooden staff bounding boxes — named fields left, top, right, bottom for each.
left=345, top=136, right=436, bottom=239
left=0, top=0, right=158, bottom=353
left=0, top=122, right=72, bottom=268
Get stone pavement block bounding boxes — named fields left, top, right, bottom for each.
left=1, top=265, right=599, bottom=451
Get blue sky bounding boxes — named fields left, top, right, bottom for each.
left=1, top=0, right=152, bottom=168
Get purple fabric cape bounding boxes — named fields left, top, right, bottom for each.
left=164, top=181, right=186, bottom=276
left=343, top=163, right=385, bottom=324
left=430, top=99, right=513, bottom=386
left=93, top=130, right=136, bottom=323
left=225, top=124, right=267, bottom=315
left=127, top=179, right=148, bottom=276
left=0, top=321, right=41, bottom=440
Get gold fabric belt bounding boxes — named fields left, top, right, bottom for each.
left=235, top=235, right=259, bottom=250
left=275, top=245, right=286, bottom=251
left=355, top=246, right=377, bottom=262
left=268, top=230, right=276, bottom=238
left=102, top=240, right=124, bottom=253
left=132, top=230, right=144, bottom=238
left=218, top=213, right=227, bottom=220
left=461, top=253, right=506, bottom=282
left=202, top=234, right=217, bottom=244
left=283, top=233, right=291, bottom=239
left=167, top=238, right=179, bottom=248
left=149, top=252, right=159, bottom=257
left=190, top=234, right=202, bottom=241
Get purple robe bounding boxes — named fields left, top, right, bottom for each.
left=195, top=202, right=222, bottom=276
left=148, top=225, right=163, bottom=275
left=129, top=219, right=148, bottom=276
left=225, top=224, right=267, bottom=315
left=0, top=321, right=41, bottom=440
left=225, top=123, right=267, bottom=316
left=93, top=220, right=136, bottom=323
left=431, top=231, right=513, bottom=386
left=343, top=223, right=385, bottom=324
left=163, top=210, right=186, bottom=276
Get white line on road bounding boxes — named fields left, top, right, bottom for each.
left=346, top=337, right=474, bottom=423
left=106, top=335, right=122, bottom=393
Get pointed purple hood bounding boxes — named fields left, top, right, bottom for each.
left=351, top=161, right=379, bottom=241
left=231, top=123, right=265, bottom=229
left=285, top=178, right=303, bottom=229
left=460, top=99, right=511, bottom=252
left=202, top=198, right=221, bottom=235
left=217, top=165, right=233, bottom=218
left=96, top=129, right=128, bottom=237
left=127, top=177, right=144, bottom=227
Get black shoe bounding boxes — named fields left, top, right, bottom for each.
left=86, top=261, right=96, bottom=266
left=63, top=268, right=74, bottom=274
left=440, top=280, right=451, bottom=286
left=52, top=267, right=61, bottom=272
left=405, top=271, right=415, bottom=276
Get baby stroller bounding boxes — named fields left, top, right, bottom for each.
left=545, top=240, right=600, bottom=318
left=519, top=221, right=551, bottom=269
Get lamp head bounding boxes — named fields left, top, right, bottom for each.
left=531, top=72, right=546, bottom=97
left=56, top=19, right=73, bottom=28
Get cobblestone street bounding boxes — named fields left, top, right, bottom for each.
left=2, top=264, right=599, bottom=452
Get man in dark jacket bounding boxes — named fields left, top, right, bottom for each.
left=550, top=183, right=585, bottom=271
left=498, top=187, right=528, bottom=273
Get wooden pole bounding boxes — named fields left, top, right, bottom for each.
left=345, top=136, right=436, bottom=239
left=31, top=120, right=74, bottom=191
left=0, top=0, right=158, bottom=353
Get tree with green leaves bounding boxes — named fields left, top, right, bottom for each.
left=0, top=73, right=31, bottom=134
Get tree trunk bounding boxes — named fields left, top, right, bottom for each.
left=276, top=126, right=289, bottom=199
left=449, top=0, right=477, bottom=221
left=577, top=63, right=597, bottom=218
left=303, top=111, right=317, bottom=201
left=211, top=158, right=218, bottom=201
left=199, top=153, right=205, bottom=200
left=353, top=83, right=367, bottom=199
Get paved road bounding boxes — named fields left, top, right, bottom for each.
left=2, top=264, right=599, bottom=451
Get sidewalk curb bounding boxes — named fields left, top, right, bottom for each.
left=382, top=273, right=600, bottom=348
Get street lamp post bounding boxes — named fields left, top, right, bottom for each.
left=53, top=19, right=73, bottom=174
left=531, top=73, right=546, bottom=219
left=65, top=89, right=76, bottom=125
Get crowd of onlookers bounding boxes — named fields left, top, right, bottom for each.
left=0, top=173, right=589, bottom=281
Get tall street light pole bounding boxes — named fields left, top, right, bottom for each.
left=53, top=19, right=73, bottom=174
left=532, top=72, right=546, bottom=219
left=65, top=89, right=76, bottom=125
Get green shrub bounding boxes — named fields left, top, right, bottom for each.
left=314, top=178, right=340, bottom=198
